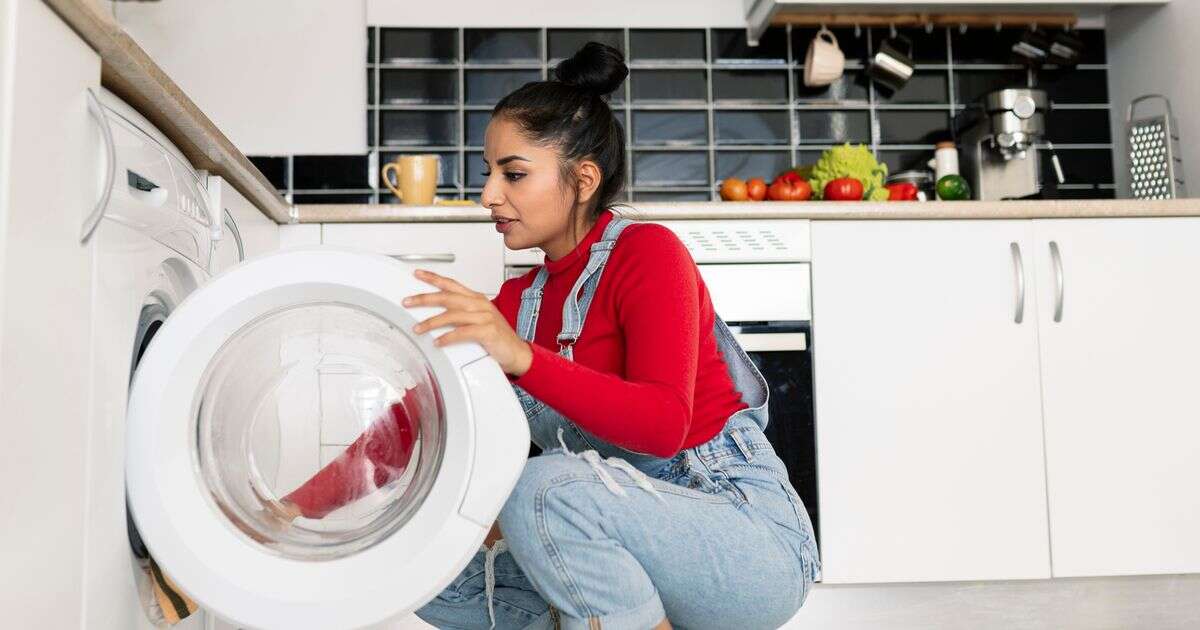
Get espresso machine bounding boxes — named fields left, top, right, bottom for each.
left=956, top=88, right=1065, bottom=200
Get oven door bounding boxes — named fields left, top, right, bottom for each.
left=728, top=321, right=820, bottom=549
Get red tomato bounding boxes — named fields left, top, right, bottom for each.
left=767, top=176, right=813, bottom=201
left=775, top=170, right=803, bottom=185
left=824, top=177, right=864, bottom=201
left=885, top=182, right=919, bottom=201
left=720, top=178, right=748, bottom=201
left=746, top=178, right=767, bottom=201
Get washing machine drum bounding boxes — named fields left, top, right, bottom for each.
left=126, top=248, right=529, bottom=630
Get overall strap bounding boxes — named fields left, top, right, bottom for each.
left=512, top=216, right=636, bottom=360
left=557, top=217, right=635, bottom=359
left=515, top=266, right=550, bottom=342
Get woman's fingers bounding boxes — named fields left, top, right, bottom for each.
left=413, top=310, right=491, bottom=334
left=403, top=290, right=486, bottom=311
left=413, top=269, right=479, bottom=297
left=432, top=324, right=488, bottom=348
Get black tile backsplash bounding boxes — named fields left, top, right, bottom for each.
left=713, top=69, right=789, bottom=103
left=465, top=29, right=540, bottom=63
left=465, top=111, right=491, bottom=147
left=380, top=28, right=456, bottom=63
left=248, top=156, right=288, bottom=191
left=877, top=110, right=953, bottom=144
left=1046, top=108, right=1113, bottom=144
left=381, top=69, right=457, bottom=104
left=550, top=29, right=624, bottom=62
left=630, top=69, right=707, bottom=102
left=629, top=29, right=706, bottom=62
left=715, top=151, right=791, bottom=181
left=795, top=110, right=871, bottom=145
left=794, top=69, right=870, bottom=104
left=261, top=25, right=1115, bottom=203
left=1041, top=148, right=1114, bottom=186
left=380, top=110, right=457, bottom=146
left=635, top=111, right=709, bottom=146
left=715, top=111, right=790, bottom=146
left=465, top=69, right=542, bottom=105
left=712, top=28, right=789, bottom=64
left=1038, top=68, right=1109, bottom=104
left=876, top=71, right=950, bottom=105
left=633, top=151, right=709, bottom=186
left=292, top=155, right=369, bottom=190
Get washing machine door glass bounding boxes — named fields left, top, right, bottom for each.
left=196, top=301, right=444, bottom=560
left=126, top=248, right=529, bottom=630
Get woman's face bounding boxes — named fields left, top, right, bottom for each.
left=480, top=116, right=594, bottom=258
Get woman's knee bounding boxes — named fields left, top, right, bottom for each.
left=497, top=452, right=586, bottom=540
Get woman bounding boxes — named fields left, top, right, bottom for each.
left=285, top=42, right=819, bottom=630
left=407, top=42, right=818, bottom=630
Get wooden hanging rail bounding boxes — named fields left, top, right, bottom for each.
left=770, top=13, right=1078, bottom=29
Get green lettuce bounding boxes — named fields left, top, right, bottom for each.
left=808, top=144, right=890, bottom=201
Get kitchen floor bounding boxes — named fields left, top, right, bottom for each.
left=378, top=572, right=1200, bottom=629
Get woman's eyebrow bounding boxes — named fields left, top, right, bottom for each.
left=496, top=155, right=531, bottom=166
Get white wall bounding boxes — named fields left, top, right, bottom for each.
left=1107, top=1, right=1199, bottom=198
left=109, top=0, right=367, bottom=156
left=367, top=0, right=745, bottom=27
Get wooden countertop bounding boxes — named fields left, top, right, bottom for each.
left=296, top=198, right=1200, bottom=223
left=42, top=0, right=292, bottom=223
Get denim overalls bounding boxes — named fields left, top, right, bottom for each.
left=417, top=217, right=820, bottom=630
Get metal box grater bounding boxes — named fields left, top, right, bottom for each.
left=1127, top=94, right=1186, bottom=199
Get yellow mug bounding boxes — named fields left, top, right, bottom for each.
left=381, top=154, right=440, bottom=205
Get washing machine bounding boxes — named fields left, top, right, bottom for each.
left=81, top=88, right=529, bottom=630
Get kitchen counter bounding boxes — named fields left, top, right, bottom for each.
left=297, top=198, right=1200, bottom=223
left=42, top=0, right=291, bottom=223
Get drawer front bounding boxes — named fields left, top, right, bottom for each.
left=322, top=223, right=505, bottom=295
left=699, top=263, right=811, bottom=322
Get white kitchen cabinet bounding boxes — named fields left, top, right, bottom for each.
left=112, top=0, right=366, bottom=155
left=322, top=223, right=505, bottom=296
left=1033, top=217, right=1200, bottom=578
left=0, top=0, right=101, bottom=623
left=810, top=220, right=1051, bottom=584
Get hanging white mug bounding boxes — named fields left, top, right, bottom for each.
left=804, top=27, right=845, bottom=88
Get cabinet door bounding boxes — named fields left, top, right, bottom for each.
left=322, top=223, right=505, bottom=296
left=114, top=1, right=366, bottom=154
left=0, top=0, right=101, bottom=624
left=811, top=220, right=1050, bottom=583
left=1034, top=217, right=1200, bottom=577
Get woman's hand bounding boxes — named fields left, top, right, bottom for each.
left=404, top=269, right=533, bottom=377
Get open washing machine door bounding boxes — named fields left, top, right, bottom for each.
left=125, top=248, right=529, bottom=630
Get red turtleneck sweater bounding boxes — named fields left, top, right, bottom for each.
left=492, top=210, right=746, bottom=457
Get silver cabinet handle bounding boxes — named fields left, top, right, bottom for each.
left=81, top=88, right=116, bottom=243
left=1050, top=240, right=1064, bottom=322
left=389, top=253, right=456, bottom=263
left=1010, top=242, right=1026, bottom=324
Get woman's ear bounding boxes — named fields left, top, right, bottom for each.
left=573, top=159, right=602, bottom=207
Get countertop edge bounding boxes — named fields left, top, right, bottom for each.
left=43, top=0, right=292, bottom=224
left=295, top=199, right=1200, bottom=223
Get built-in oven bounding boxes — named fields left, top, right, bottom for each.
left=728, top=320, right=818, bottom=547
left=504, top=216, right=819, bottom=551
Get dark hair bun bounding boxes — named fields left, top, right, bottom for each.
left=553, top=42, right=628, bottom=97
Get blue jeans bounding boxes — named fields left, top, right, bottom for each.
left=416, top=413, right=820, bottom=630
